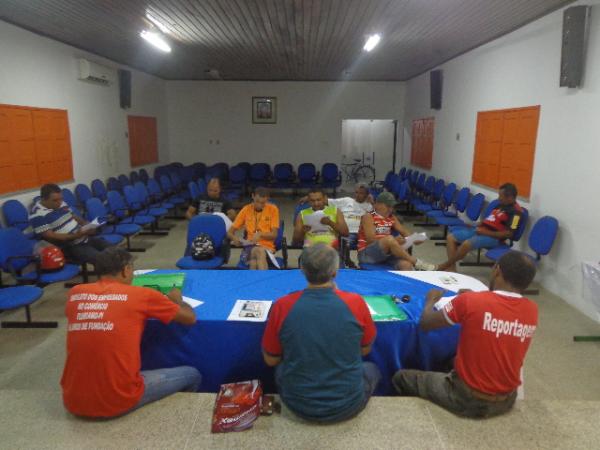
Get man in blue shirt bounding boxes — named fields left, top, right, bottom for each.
left=262, top=244, right=380, bottom=422
left=30, top=184, right=113, bottom=265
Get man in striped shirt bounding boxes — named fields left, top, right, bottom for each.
left=29, top=184, right=113, bottom=265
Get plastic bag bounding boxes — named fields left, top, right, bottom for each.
left=211, top=380, right=262, bottom=433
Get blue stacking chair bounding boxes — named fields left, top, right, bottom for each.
left=227, top=164, right=248, bottom=197
left=118, top=174, right=131, bottom=189
left=320, top=163, right=342, bottom=196
left=436, top=193, right=486, bottom=230
left=61, top=188, right=80, bottom=212
left=176, top=214, right=227, bottom=269
left=0, top=284, right=53, bottom=328
left=139, top=168, right=150, bottom=184
left=191, top=162, right=206, bottom=181
left=459, top=206, right=529, bottom=267
left=160, top=175, right=186, bottom=207
left=91, top=179, right=109, bottom=202
left=106, top=190, right=155, bottom=230
left=196, top=179, right=207, bottom=197
left=249, top=163, right=271, bottom=188
left=188, top=181, right=201, bottom=202
left=75, top=184, right=94, bottom=210
left=272, top=163, right=296, bottom=189
left=86, top=197, right=144, bottom=252
left=398, top=167, right=407, bottom=180
left=0, top=227, right=80, bottom=287
left=181, top=166, right=195, bottom=184
left=146, top=179, right=175, bottom=211
left=169, top=171, right=191, bottom=201
left=237, top=220, right=288, bottom=269
left=2, top=199, right=34, bottom=239
left=486, top=215, right=558, bottom=264
left=431, top=189, right=475, bottom=244
left=297, top=163, right=317, bottom=189
left=130, top=171, right=140, bottom=184
left=134, top=182, right=169, bottom=218
left=122, top=185, right=166, bottom=235
left=107, top=177, right=121, bottom=192
left=425, top=182, right=458, bottom=219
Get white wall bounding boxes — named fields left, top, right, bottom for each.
left=166, top=81, right=405, bottom=171
left=0, top=20, right=169, bottom=210
left=403, top=1, right=600, bottom=319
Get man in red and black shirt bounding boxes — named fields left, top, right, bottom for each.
left=438, top=183, right=523, bottom=271
left=393, top=251, right=538, bottom=418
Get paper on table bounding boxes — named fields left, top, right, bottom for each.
left=182, top=296, right=204, bottom=308
left=434, top=295, right=456, bottom=311
left=401, top=232, right=428, bottom=250
left=133, top=269, right=157, bottom=275
left=81, top=218, right=105, bottom=232
left=227, top=300, right=272, bottom=322
left=302, top=210, right=330, bottom=233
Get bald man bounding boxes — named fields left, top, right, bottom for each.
left=185, top=178, right=236, bottom=221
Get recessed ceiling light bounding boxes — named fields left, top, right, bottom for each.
left=146, top=12, right=170, bottom=34
left=140, top=30, right=171, bottom=53
left=363, top=34, right=381, bottom=52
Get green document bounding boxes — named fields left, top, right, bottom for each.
left=132, top=273, right=186, bottom=295
left=362, top=295, right=408, bottom=321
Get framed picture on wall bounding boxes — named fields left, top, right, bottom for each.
left=252, top=97, right=277, bottom=124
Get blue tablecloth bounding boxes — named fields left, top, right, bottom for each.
left=140, top=269, right=460, bottom=395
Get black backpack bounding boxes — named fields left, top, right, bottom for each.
left=191, top=233, right=215, bottom=260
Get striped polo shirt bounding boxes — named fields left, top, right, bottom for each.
left=29, top=201, right=86, bottom=245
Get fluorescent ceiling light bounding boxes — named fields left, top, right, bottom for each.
left=146, top=12, right=170, bottom=34
left=363, top=34, right=381, bottom=52
left=140, top=30, right=171, bottom=53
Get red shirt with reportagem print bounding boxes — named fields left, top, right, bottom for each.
left=443, top=290, right=538, bottom=394
left=61, top=280, right=180, bottom=417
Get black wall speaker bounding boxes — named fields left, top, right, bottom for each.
left=560, top=5, right=591, bottom=88
left=118, top=69, right=132, bottom=109
left=430, top=70, right=443, bottom=110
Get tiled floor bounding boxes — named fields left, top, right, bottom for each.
left=1, top=194, right=600, bottom=449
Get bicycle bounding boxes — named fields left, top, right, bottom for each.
left=341, top=158, right=376, bottom=184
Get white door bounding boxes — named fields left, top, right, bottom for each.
left=341, top=119, right=396, bottom=185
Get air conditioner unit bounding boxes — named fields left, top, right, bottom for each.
left=77, top=59, right=115, bottom=85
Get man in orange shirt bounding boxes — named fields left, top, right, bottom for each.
left=61, top=247, right=200, bottom=419
left=228, top=187, right=280, bottom=270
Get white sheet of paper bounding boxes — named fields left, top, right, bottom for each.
left=393, top=271, right=488, bottom=292
left=266, top=251, right=280, bottom=269
left=401, top=232, right=428, bottom=250
left=367, top=303, right=377, bottom=316
left=81, top=217, right=105, bottom=232
left=302, top=210, right=330, bottom=233
left=182, top=296, right=204, bottom=308
left=434, top=295, right=456, bottom=311
left=133, top=269, right=157, bottom=275
left=227, top=300, right=272, bottom=322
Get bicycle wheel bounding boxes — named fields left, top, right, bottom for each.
left=354, top=165, right=376, bottom=184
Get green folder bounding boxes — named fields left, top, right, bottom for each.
left=363, top=295, right=408, bottom=321
left=132, top=273, right=186, bottom=295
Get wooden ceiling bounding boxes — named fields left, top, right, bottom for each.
left=0, top=0, right=574, bottom=81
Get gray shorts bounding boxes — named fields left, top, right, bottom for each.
left=358, top=241, right=399, bottom=266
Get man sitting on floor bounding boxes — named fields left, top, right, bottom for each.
left=393, top=251, right=538, bottom=418
left=61, top=247, right=200, bottom=419
left=30, top=183, right=113, bottom=265
left=437, top=183, right=523, bottom=271
left=228, top=187, right=280, bottom=270
left=262, top=244, right=381, bottom=422
left=293, top=187, right=349, bottom=248
left=357, top=191, right=436, bottom=270
left=185, top=177, right=236, bottom=222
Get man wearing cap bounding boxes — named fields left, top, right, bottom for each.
left=357, top=191, right=436, bottom=271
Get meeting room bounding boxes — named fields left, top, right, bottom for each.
left=1, top=0, right=600, bottom=448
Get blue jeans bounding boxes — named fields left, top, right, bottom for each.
left=276, top=361, right=381, bottom=423
left=450, top=227, right=499, bottom=249
left=132, top=366, right=201, bottom=412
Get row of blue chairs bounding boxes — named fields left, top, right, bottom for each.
left=377, top=167, right=559, bottom=273
left=0, top=165, right=196, bottom=328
